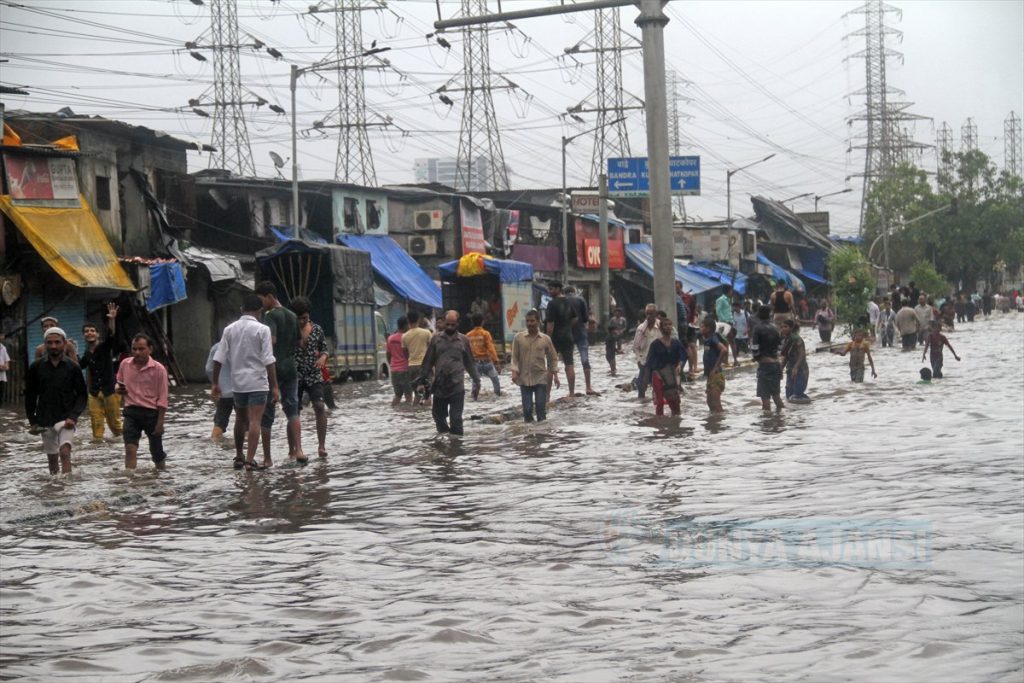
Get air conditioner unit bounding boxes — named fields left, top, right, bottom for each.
left=414, top=209, right=443, bottom=231
left=408, top=234, right=438, bottom=256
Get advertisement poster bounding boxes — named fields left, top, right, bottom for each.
left=574, top=217, right=625, bottom=269
left=460, top=200, right=487, bottom=255
left=3, top=156, right=79, bottom=201
left=501, top=280, right=533, bottom=343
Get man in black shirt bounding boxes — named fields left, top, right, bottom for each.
left=565, top=285, right=598, bottom=396
left=80, top=302, right=124, bottom=440
left=750, top=305, right=784, bottom=411
left=544, top=281, right=576, bottom=397
left=25, top=327, right=88, bottom=474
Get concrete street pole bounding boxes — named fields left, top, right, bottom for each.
left=598, top=173, right=610, bottom=329
left=290, top=64, right=299, bottom=230
left=636, top=0, right=676, bottom=327
left=561, top=140, right=569, bottom=283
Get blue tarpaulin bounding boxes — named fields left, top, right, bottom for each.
left=624, top=244, right=720, bottom=294
left=270, top=226, right=328, bottom=244
left=438, top=256, right=534, bottom=283
left=756, top=251, right=805, bottom=293
left=147, top=261, right=187, bottom=312
left=338, top=234, right=442, bottom=309
left=795, top=248, right=830, bottom=285
left=687, top=262, right=749, bottom=296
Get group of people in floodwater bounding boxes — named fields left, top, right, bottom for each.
left=15, top=273, right=1022, bottom=477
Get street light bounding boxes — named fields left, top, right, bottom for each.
left=560, top=115, right=627, bottom=283
left=814, top=187, right=852, bottom=212
left=780, top=191, right=813, bottom=207
left=726, top=153, right=775, bottom=270
left=866, top=202, right=952, bottom=265
left=289, top=47, right=391, bottom=230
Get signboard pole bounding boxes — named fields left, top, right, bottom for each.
left=637, top=0, right=677, bottom=327
left=598, top=173, right=610, bottom=329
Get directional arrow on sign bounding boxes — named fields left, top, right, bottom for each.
left=610, top=179, right=634, bottom=189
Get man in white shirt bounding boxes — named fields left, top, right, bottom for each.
left=0, top=330, right=10, bottom=397
left=867, top=296, right=880, bottom=341
left=632, top=304, right=660, bottom=400
left=212, top=294, right=279, bottom=470
left=913, top=295, right=934, bottom=345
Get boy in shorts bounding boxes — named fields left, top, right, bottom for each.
left=833, top=329, right=876, bottom=382
left=921, top=320, right=960, bottom=378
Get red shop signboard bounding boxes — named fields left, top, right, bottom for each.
left=575, top=217, right=625, bottom=269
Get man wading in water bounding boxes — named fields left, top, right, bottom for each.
left=644, top=316, right=685, bottom=416
left=416, top=310, right=480, bottom=436
left=25, top=327, right=88, bottom=475
left=751, top=305, right=784, bottom=411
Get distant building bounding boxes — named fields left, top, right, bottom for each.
left=413, top=156, right=508, bottom=193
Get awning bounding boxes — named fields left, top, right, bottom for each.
left=0, top=194, right=134, bottom=290
left=688, top=262, right=749, bottom=296
left=756, top=251, right=805, bottom=293
left=624, top=243, right=720, bottom=294
left=438, top=253, right=534, bottom=283
left=579, top=213, right=627, bottom=228
left=796, top=248, right=829, bottom=285
left=796, top=268, right=829, bottom=285
left=338, top=234, right=442, bottom=309
left=181, top=245, right=251, bottom=288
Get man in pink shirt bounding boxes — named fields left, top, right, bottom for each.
left=116, top=333, right=169, bottom=470
left=386, top=316, right=412, bottom=406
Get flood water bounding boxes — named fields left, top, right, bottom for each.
left=1, top=314, right=1022, bottom=682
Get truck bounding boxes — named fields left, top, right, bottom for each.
left=255, top=239, right=385, bottom=380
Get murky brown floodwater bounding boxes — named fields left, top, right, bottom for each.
left=1, top=314, right=1022, bottom=682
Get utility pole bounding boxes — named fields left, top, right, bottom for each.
left=844, top=0, right=929, bottom=236
left=936, top=120, right=954, bottom=185
left=564, top=7, right=642, bottom=184
left=1006, top=111, right=1023, bottom=178
left=667, top=69, right=692, bottom=222
left=961, top=117, right=978, bottom=153
left=434, top=0, right=676, bottom=323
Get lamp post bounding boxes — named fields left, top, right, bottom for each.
left=781, top=191, right=813, bottom=208
left=560, top=116, right=627, bottom=283
left=726, top=153, right=774, bottom=270
left=814, top=187, right=852, bottom=212
left=867, top=203, right=952, bottom=265
left=289, top=48, right=390, bottom=230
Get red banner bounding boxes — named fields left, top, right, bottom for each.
left=575, top=218, right=625, bottom=269
left=4, top=156, right=79, bottom=201
left=460, top=201, right=487, bottom=255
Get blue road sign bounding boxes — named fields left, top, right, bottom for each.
left=607, top=156, right=701, bottom=197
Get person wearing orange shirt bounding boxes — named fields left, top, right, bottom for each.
left=466, top=313, right=501, bottom=399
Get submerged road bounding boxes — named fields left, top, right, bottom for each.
left=1, top=314, right=1022, bottom=681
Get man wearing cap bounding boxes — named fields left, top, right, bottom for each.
left=34, top=315, right=79, bottom=364
left=25, top=327, right=88, bottom=475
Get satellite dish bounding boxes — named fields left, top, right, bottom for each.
left=269, top=151, right=287, bottom=168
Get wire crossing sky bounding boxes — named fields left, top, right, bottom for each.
left=1, top=0, right=1021, bottom=235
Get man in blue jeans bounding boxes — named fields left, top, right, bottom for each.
left=565, top=286, right=598, bottom=396
left=257, top=281, right=303, bottom=465
left=511, top=310, right=558, bottom=422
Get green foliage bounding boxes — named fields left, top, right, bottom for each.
left=863, top=151, right=1024, bottom=287
left=908, top=261, right=949, bottom=298
left=827, top=247, right=876, bottom=334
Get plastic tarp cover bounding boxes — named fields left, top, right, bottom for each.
left=796, top=248, right=829, bottom=284
left=624, top=244, right=720, bottom=294
left=0, top=194, right=134, bottom=290
left=147, top=262, right=187, bottom=312
left=255, top=240, right=374, bottom=305
left=438, top=253, right=534, bottom=283
left=687, top=262, right=748, bottom=296
left=338, top=234, right=442, bottom=309
left=756, top=251, right=805, bottom=293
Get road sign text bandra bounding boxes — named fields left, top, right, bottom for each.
left=607, top=156, right=701, bottom=197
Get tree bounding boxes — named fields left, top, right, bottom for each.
left=908, top=261, right=949, bottom=299
left=827, top=246, right=876, bottom=334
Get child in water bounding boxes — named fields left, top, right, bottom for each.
left=921, top=320, right=960, bottom=378
left=832, top=328, right=877, bottom=382
left=918, top=368, right=933, bottom=384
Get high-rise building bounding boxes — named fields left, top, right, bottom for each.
left=413, top=156, right=506, bottom=192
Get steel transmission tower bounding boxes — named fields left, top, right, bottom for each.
left=667, top=69, right=692, bottom=221
left=565, top=7, right=643, bottom=184
left=207, top=0, right=255, bottom=176
left=844, top=0, right=929, bottom=235
left=961, top=117, right=978, bottom=153
left=1006, top=111, right=1023, bottom=178
left=438, top=0, right=510, bottom=192
left=935, top=121, right=954, bottom=182
left=328, top=1, right=388, bottom=185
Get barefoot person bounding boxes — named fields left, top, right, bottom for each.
left=780, top=319, right=810, bottom=401
left=212, top=295, right=279, bottom=470
left=510, top=309, right=558, bottom=422
left=700, top=317, right=728, bottom=413
left=257, top=281, right=302, bottom=465
left=751, top=305, right=784, bottom=411
left=833, top=328, right=877, bottom=382
left=921, top=320, right=960, bottom=379
left=25, top=327, right=88, bottom=475
left=115, top=334, right=169, bottom=471
left=80, top=302, right=124, bottom=440
left=415, top=311, right=480, bottom=436
left=644, top=316, right=685, bottom=416
left=291, top=296, right=331, bottom=459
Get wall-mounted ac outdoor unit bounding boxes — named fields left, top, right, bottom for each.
left=414, top=209, right=443, bottom=231
left=408, top=234, right=439, bottom=256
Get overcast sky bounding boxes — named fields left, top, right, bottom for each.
left=2, top=0, right=1022, bottom=235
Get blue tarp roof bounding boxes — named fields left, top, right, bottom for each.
left=438, top=256, right=534, bottom=283
left=270, top=226, right=328, bottom=244
left=579, top=213, right=627, bottom=228
left=688, top=262, right=749, bottom=296
left=147, top=262, right=187, bottom=312
left=624, top=244, right=720, bottom=294
left=338, top=234, right=442, bottom=309
left=757, top=251, right=805, bottom=293
left=796, top=268, right=829, bottom=285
